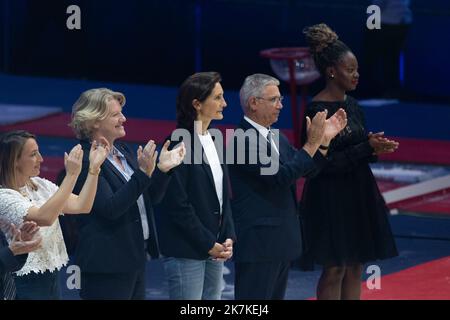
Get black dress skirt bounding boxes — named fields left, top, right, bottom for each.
left=300, top=96, right=398, bottom=269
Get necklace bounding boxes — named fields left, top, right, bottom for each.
left=19, top=186, right=32, bottom=202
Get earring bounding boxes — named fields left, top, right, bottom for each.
left=330, top=74, right=335, bottom=79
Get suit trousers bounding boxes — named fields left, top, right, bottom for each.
left=80, top=265, right=146, bottom=300
left=234, top=261, right=290, bottom=300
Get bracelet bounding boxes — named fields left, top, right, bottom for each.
left=319, top=145, right=329, bottom=150
left=88, top=167, right=101, bottom=176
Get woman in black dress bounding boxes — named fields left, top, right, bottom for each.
left=301, top=23, right=399, bottom=300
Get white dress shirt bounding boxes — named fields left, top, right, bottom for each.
left=244, top=116, right=279, bottom=154
left=197, top=131, right=223, bottom=213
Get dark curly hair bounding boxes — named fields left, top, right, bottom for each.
left=176, top=72, right=222, bottom=131
left=303, top=23, right=351, bottom=76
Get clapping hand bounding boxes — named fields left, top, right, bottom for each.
left=305, top=110, right=327, bottom=147
left=8, top=223, right=42, bottom=256
left=89, top=138, right=110, bottom=171
left=368, top=132, right=399, bottom=155
left=323, top=108, right=348, bottom=144
left=17, top=221, right=40, bottom=241
left=137, top=140, right=158, bottom=177
left=64, top=144, right=83, bottom=176
left=157, top=140, right=186, bottom=173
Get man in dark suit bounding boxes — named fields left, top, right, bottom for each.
left=1, top=222, right=42, bottom=300
left=228, top=73, right=347, bottom=299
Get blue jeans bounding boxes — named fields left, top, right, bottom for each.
left=163, top=257, right=224, bottom=300
left=14, top=270, right=61, bottom=300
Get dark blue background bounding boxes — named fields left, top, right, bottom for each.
left=1, top=0, right=449, bottom=100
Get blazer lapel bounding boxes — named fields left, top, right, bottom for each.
left=192, top=133, right=216, bottom=191
left=103, top=157, right=127, bottom=184
left=241, top=118, right=282, bottom=165
left=104, top=143, right=136, bottom=184
left=189, top=132, right=224, bottom=219
left=239, top=117, right=252, bottom=131
left=276, top=131, right=288, bottom=164
left=118, top=144, right=139, bottom=172
left=80, top=140, right=127, bottom=184
left=202, top=163, right=216, bottom=192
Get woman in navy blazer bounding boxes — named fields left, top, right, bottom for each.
left=69, top=88, right=185, bottom=299
left=158, top=72, right=236, bottom=300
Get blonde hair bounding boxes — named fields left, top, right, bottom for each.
left=70, top=88, right=126, bottom=140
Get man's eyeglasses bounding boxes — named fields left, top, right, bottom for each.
left=255, top=96, right=284, bottom=104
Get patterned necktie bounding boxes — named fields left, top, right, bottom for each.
left=2, top=272, right=16, bottom=300
left=267, top=130, right=279, bottom=155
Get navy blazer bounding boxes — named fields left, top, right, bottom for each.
left=0, top=231, right=27, bottom=299
left=228, top=118, right=326, bottom=263
left=72, top=140, right=171, bottom=273
left=157, top=131, right=236, bottom=260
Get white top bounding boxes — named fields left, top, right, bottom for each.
left=0, top=177, right=68, bottom=276
left=197, top=131, right=223, bottom=213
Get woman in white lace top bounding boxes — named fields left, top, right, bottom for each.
left=0, top=130, right=109, bottom=299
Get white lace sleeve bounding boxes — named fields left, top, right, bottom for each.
left=1, top=179, right=69, bottom=275
left=33, top=177, right=64, bottom=215
left=34, top=177, right=59, bottom=195
left=0, top=188, right=34, bottom=233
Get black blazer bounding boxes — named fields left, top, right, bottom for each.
left=0, top=231, right=27, bottom=299
left=228, top=118, right=327, bottom=262
left=72, top=140, right=171, bottom=273
left=157, top=130, right=236, bottom=260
